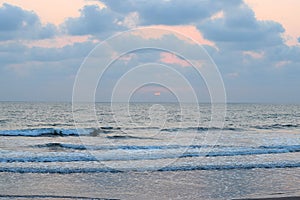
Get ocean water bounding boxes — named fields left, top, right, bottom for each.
left=0, top=102, right=299, bottom=199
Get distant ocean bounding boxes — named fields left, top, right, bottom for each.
left=0, top=102, right=299, bottom=199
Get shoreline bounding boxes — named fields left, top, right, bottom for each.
left=236, top=197, right=300, bottom=200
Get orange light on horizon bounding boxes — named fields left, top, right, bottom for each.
left=154, top=92, right=161, bottom=96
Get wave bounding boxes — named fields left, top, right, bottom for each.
left=0, top=154, right=96, bottom=163
left=0, top=167, right=121, bottom=173
left=0, top=194, right=117, bottom=200
left=34, top=143, right=207, bottom=151
left=106, top=135, right=155, bottom=140
left=0, top=123, right=297, bottom=138
left=180, top=146, right=300, bottom=158
left=252, top=123, right=300, bottom=130
left=100, top=126, right=120, bottom=130
left=160, top=127, right=240, bottom=132
left=0, top=162, right=299, bottom=174
left=0, top=119, right=9, bottom=123
left=3, top=144, right=300, bottom=163
left=0, top=126, right=234, bottom=137
left=0, top=128, right=81, bottom=137
left=26, top=123, right=74, bottom=127
left=34, top=143, right=300, bottom=154
left=130, top=126, right=161, bottom=130
left=0, top=127, right=121, bottom=137
left=35, top=143, right=89, bottom=150
left=158, top=162, right=300, bottom=172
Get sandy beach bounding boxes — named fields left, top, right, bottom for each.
left=236, top=197, right=300, bottom=200
left=1, top=168, right=300, bottom=200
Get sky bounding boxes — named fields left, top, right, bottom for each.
left=0, top=0, right=299, bottom=103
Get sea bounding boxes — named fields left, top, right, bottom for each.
left=0, top=102, right=299, bottom=200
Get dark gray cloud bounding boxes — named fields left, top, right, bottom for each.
left=101, top=0, right=224, bottom=25
left=65, top=0, right=286, bottom=53
left=264, top=44, right=300, bottom=63
left=0, top=3, right=56, bottom=40
left=28, top=41, right=97, bottom=62
left=64, top=0, right=241, bottom=35
left=63, top=4, right=124, bottom=35
left=198, top=2, right=285, bottom=50
left=0, top=40, right=97, bottom=68
left=94, top=0, right=286, bottom=51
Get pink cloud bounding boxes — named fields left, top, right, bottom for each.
left=133, top=25, right=215, bottom=47
left=243, top=51, right=264, bottom=59
left=275, top=60, right=291, bottom=68
left=116, top=53, right=137, bottom=64
left=210, top=11, right=224, bottom=20
left=160, top=52, right=190, bottom=67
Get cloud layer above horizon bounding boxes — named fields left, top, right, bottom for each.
left=0, top=0, right=299, bottom=103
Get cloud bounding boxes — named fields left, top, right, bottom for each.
left=0, top=3, right=57, bottom=40
left=0, top=39, right=97, bottom=65
left=1, top=0, right=300, bottom=102
left=226, top=72, right=239, bottom=78
left=28, top=41, right=97, bottom=62
left=198, top=2, right=285, bottom=50
left=101, top=0, right=221, bottom=25
left=243, top=51, right=264, bottom=59
left=0, top=41, right=96, bottom=101
left=264, top=44, right=300, bottom=63
left=0, top=58, right=78, bottom=101
left=159, top=52, right=190, bottom=67
left=94, top=0, right=287, bottom=53
left=64, top=0, right=286, bottom=52
left=63, top=4, right=124, bottom=35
